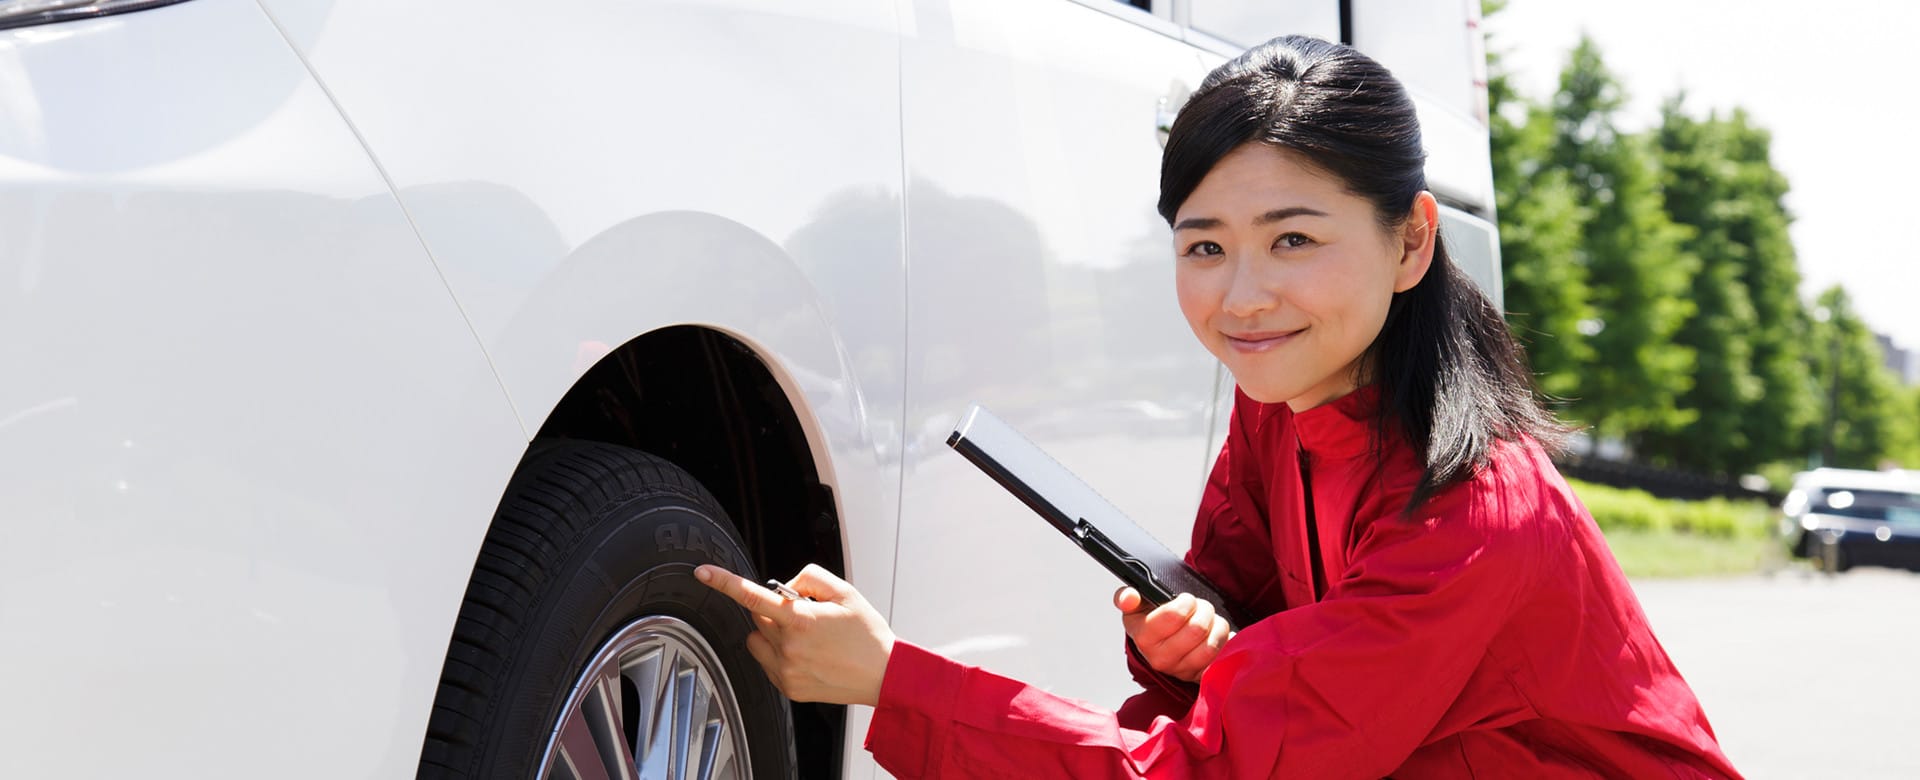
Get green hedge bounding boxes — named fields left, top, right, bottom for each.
left=1566, top=479, right=1773, bottom=539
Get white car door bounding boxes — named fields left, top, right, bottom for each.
left=891, top=0, right=1222, bottom=709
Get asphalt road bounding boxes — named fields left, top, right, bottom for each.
left=1632, top=566, right=1920, bottom=778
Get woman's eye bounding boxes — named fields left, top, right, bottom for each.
left=1182, top=241, right=1224, bottom=257
left=1276, top=233, right=1314, bottom=249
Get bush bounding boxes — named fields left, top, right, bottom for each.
left=1567, top=479, right=1771, bottom=539
left=1755, top=461, right=1802, bottom=495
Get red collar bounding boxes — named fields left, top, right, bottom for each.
left=1286, top=384, right=1382, bottom=460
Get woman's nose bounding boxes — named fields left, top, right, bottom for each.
left=1220, top=256, right=1279, bottom=319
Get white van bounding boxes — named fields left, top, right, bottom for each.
left=0, top=1, right=1500, bottom=777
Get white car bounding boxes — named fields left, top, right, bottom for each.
left=0, top=1, right=1502, bottom=777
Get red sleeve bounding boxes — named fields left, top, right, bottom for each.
left=1118, top=393, right=1267, bottom=726
left=864, top=476, right=1542, bottom=779
left=1116, top=637, right=1197, bottom=730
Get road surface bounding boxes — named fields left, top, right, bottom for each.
left=1632, top=567, right=1920, bottom=778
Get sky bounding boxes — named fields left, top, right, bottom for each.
left=1484, top=0, right=1920, bottom=351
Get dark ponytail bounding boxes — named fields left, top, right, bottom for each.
left=1160, top=35, right=1565, bottom=512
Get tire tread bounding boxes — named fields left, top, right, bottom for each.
left=416, top=440, right=737, bottom=778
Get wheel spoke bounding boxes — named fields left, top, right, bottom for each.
left=539, top=616, right=752, bottom=780
left=583, top=668, right=640, bottom=780
left=640, top=647, right=680, bottom=779
left=623, top=647, right=665, bottom=759
left=678, top=667, right=716, bottom=780
left=670, top=663, right=699, bottom=780
left=552, top=704, right=614, bottom=780
left=696, top=715, right=730, bottom=780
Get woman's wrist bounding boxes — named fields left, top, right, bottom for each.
left=860, top=634, right=897, bottom=707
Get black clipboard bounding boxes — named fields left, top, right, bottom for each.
left=946, top=403, right=1244, bottom=629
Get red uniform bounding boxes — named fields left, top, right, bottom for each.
left=866, top=386, right=1741, bottom=778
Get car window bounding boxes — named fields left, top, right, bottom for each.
left=1072, top=0, right=1177, bottom=32
left=1815, top=489, right=1920, bottom=522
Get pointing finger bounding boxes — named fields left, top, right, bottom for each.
left=696, top=565, right=790, bottom=625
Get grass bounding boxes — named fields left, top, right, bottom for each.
left=1567, top=479, right=1788, bottom=578
left=1597, top=528, right=1783, bottom=578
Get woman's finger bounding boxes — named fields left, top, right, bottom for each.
left=744, top=631, right=783, bottom=690
left=753, top=613, right=785, bottom=643
left=787, top=563, right=858, bottom=602
left=1120, top=609, right=1149, bottom=648
left=1206, top=612, right=1232, bottom=650
left=1168, top=636, right=1216, bottom=682
left=697, top=565, right=792, bottom=626
left=1180, top=596, right=1217, bottom=646
left=1137, top=593, right=1197, bottom=645
left=1166, top=611, right=1233, bottom=680
left=1134, top=601, right=1200, bottom=674
left=1113, top=586, right=1146, bottom=614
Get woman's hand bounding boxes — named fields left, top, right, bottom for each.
left=1115, top=587, right=1233, bottom=683
left=696, top=563, right=896, bottom=707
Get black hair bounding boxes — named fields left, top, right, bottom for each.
left=1159, top=35, right=1565, bottom=512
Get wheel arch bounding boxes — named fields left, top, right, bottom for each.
left=533, top=324, right=848, bottom=587
left=527, top=324, right=851, bottom=778
left=433, top=207, right=902, bottom=776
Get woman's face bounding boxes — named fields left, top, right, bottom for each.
left=1172, top=143, right=1434, bottom=410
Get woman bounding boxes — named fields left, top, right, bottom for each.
left=697, top=35, right=1741, bottom=778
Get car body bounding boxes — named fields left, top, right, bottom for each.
left=1780, top=468, right=1920, bottom=572
left=0, top=0, right=1501, bottom=776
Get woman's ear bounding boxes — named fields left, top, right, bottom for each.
left=1393, top=191, right=1439, bottom=293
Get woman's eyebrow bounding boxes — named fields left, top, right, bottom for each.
left=1253, top=206, right=1329, bottom=225
left=1173, top=206, right=1329, bottom=232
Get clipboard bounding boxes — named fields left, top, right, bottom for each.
left=946, top=403, right=1244, bottom=629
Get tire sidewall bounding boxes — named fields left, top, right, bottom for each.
left=490, top=474, right=794, bottom=778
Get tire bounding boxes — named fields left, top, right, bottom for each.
left=1813, top=533, right=1850, bottom=575
left=417, top=439, right=796, bottom=779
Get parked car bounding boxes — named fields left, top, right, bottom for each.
left=1, top=0, right=1502, bottom=777
left=1780, top=468, right=1920, bottom=572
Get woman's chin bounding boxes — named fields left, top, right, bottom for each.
left=1229, top=378, right=1297, bottom=405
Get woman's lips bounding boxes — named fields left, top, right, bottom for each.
left=1224, top=328, right=1305, bottom=353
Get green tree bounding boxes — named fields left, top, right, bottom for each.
left=1638, top=100, right=1820, bottom=475
left=1486, top=16, right=1593, bottom=401
left=1638, top=98, right=1760, bottom=473
left=1547, top=37, right=1698, bottom=442
left=1809, top=287, right=1906, bottom=468
left=1891, top=384, right=1920, bottom=469
left=1714, top=113, right=1823, bottom=469
left=1482, top=3, right=1899, bottom=475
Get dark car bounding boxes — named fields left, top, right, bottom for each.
left=1781, top=468, right=1920, bottom=572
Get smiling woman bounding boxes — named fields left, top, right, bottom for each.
left=1158, top=35, right=1561, bottom=512
left=1170, top=144, right=1432, bottom=413
left=694, top=33, right=1745, bottom=779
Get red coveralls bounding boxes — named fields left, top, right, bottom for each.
left=866, top=386, right=1742, bottom=778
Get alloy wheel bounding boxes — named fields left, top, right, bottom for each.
left=537, top=615, right=751, bottom=780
